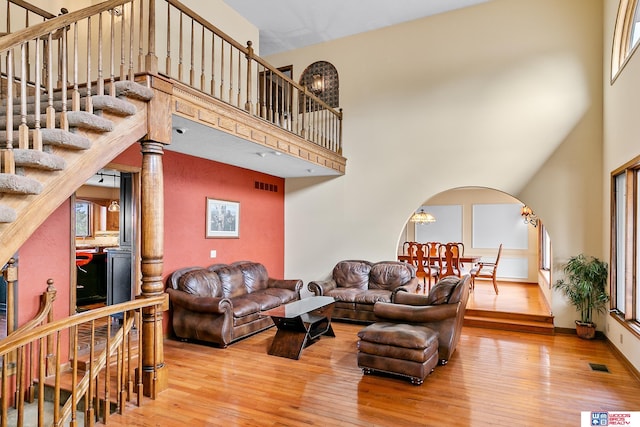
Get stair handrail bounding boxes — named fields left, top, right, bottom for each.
left=0, top=294, right=165, bottom=352
left=0, top=0, right=130, bottom=52
left=6, top=279, right=55, bottom=340
left=6, top=0, right=57, bottom=21
left=0, top=293, right=166, bottom=426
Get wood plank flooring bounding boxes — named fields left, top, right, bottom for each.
left=465, top=279, right=555, bottom=333
left=102, top=322, right=640, bottom=427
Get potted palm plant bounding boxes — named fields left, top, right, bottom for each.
left=553, top=254, right=609, bottom=339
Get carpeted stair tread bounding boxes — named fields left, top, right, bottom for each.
left=0, top=174, right=43, bottom=195
left=89, top=95, right=138, bottom=115
left=66, top=111, right=114, bottom=131
left=0, top=95, right=138, bottom=117
left=114, top=80, right=154, bottom=101
left=0, top=111, right=114, bottom=132
left=3, top=81, right=153, bottom=106
left=0, top=129, right=91, bottom=150
left=0, top=205, right=17, bottom=223
left=14, top=149, right=66, bottom=171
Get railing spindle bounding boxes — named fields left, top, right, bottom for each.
left=178, top=11, right=184, bottom=82
left=53, top=331, right=61, bottom=425
left=72, top=21, right=80, bottom=112
left=129, top=1, right=135, bottom=80
left=200, top=26, right=205, bottom=90
left=109, top=8, right=116, bottom=96
left=120, top=4, right=126, bottom=80
left=189, top=19, right=194, bottom=86
left=87, top=320, right=95, bottom=422
left=136, top=308, right=143, bottom=406
left=19, top=43, right=28, bottom=149
left=210, top=32, right=215, bottom=96
left=165, top=2, right=171, bottom=75
left=98, top=12, right=104, bottom=96
left=85, top=17, right=93, bottom=113
left=37, top=337, right=44, bottom=426
left=104, top=318, right=111, bottom=423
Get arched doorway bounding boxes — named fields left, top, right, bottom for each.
left=398, top=186, right=554, bottom=332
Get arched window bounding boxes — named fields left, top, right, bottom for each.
left=299, top=61, right=339, bottom=111
left=612, top=0, right=640, bottom=80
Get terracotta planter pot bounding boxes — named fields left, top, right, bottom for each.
left=575, top=321, right=596, bottom=339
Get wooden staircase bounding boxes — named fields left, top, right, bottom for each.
left=0, top=79, right=154, bottom=265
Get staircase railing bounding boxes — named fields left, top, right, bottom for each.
left=0, top=0, right=342, bottom=178
left=1, top=0, right=58, bottom=37
left=0, top=292, right=166, bottom=426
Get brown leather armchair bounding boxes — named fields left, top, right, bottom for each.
left=371, top=274, right=471, bottom=364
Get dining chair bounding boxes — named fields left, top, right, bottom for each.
left=408, top=242, right=438, bottom=293
left=438, top=242, right=463, bottom=277
left=425, top=242, right=441, bottom=275
left=470, top=243, right=502, bottom=294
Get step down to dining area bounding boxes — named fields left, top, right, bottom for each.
left=463, top=279, right=555, bottom=335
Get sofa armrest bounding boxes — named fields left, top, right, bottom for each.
left=392, top=291, right=430, bottom=306
left=391, top=276, right=420, bottom=297
left=268, top=278, right=304, bottom=292
left=166, top=288, right=232, bottom=314
left=307, top=279, right=337, bottom=296
left=374, top=301, right=458, bottom=323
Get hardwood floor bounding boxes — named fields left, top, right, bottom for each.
left=467, top=279, right=550, bottom=315
left=102, top=321, right=640, bottom=427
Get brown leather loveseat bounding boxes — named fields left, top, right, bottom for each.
left=167, top=261, right=303, bottom=347
left=307, top=260, right=419, bottom=322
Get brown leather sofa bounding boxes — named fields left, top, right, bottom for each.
left=166, top=261, right=303, bottom=347
left=369, top=274, right=471, bottom=364
left=307, top=260, right=419, bottom=322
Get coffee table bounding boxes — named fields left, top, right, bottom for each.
left=261, top=296, right=335, bottom=360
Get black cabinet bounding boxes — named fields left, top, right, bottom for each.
left=106, top=249, right=132, bottom=306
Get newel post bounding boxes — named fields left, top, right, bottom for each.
left=145, top=0, right=158, bottom=74
left=139, top=140, right=168, bottom=398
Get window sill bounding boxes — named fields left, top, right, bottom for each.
left=610, top=311, right=640, bottom=339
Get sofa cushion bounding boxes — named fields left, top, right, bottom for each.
left=333, top=260, right=372, bottom=289
left=230, top=296, right=261, bottom=317
left=263, top=287, right=298, bottom=304
left=426, top=276, right=461, bottom=305
left=357, top=322, right=438, bottom=350
left=216, top=266, right=248, bottom=299
left=235, top=262, right=270, bottom=293
left=369, top=261, right=414, bottom=291
left=178, top=268, right=222, bottom=298
left=326, top=288, right=392, bottom=304
left=247, top=290, right=283, bottom=311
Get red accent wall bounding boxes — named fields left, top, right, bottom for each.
left=16, top=144, right=284, bottom=330
left=114, top=145, right=285, bottom=281
left=18, top=201, right=71, bottom=326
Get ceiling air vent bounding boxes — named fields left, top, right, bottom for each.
left=255, top=181, right=278, bottom=193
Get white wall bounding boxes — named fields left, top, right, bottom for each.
left=603, top=0, right=640, bottom=374
left=271, top=0, right=603, bottom=332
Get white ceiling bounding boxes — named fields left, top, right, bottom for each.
left=167, top=1, right=490, bottom=178
left=224, top=0, right=490, bottom=56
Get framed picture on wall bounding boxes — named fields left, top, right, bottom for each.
left=206, top=198, right=240, bottom=238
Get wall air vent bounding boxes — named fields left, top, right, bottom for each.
left=255, top=181, right=279, bottom=193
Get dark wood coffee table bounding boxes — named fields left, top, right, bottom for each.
left=261, top=296, right=335, bottom=360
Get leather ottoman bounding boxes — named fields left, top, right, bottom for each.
left=357, top=322, right=439, bottom=385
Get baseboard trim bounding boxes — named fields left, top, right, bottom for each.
left=606, top=338, right=640, bottom=384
